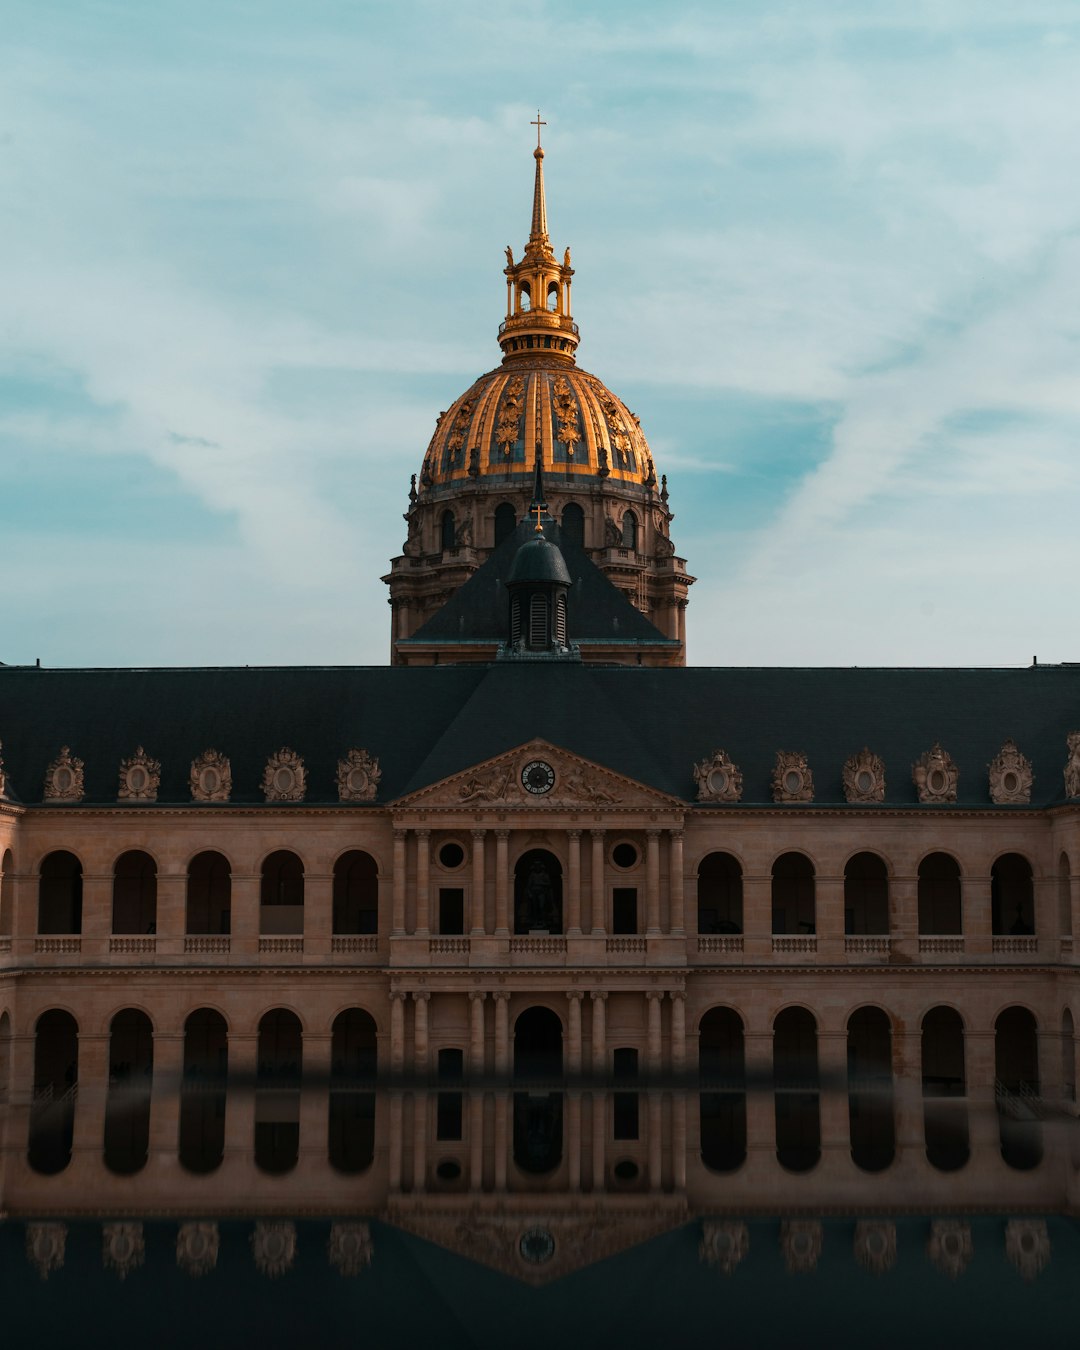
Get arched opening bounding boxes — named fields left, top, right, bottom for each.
left=494, top=502, right=517, bottom=545
left=995, top=1006, right=1042, bottom=1168
left=992, top=853, right=1034, bottom=936
left=773, top=1008, right=820, bottom=1172
left=1062, top=1009, right=1075, bottom=1103
left=332, top=851, right=378, bottom=935
left=514, top=849, right=562, bottom=934
left=179, top=1008, right=228, bottom=1174
left=29, top=1010, right=78, bottom=1174
left=546, top=280, right=559, bottom=312
left=771, top=853, right=815, bottom=936
left=699, top=1008, right=746, bottom=1172
left=1059, top=853, right=1072, bottom=937
left=513, top=1006, right=563, bottom=1174
left=104, top=1009, right=153, bottom=1174
left=186, top=851, right=231, bottom=935
left=697, top=853, right=743, bottom=935
left=844, top=853, right=889, bottom=935
left=112, top=850, right=157, bottom=934
left=918, top=853, right=962, bottom=935
left=441, top=509, right=456, bottom=552
left=0, top=849, right=13, bottom=935
left=255, top=1009, right=302, bottom=1174
left=260, top=850, right=304, bottom=936
left=329, top=1008, right=377, bottom=1173
left=561, top=503, right=584, bottom=548
left=847, top=1007, right=895, bottom=1171
left=621, top=511, right=637, bottom=551
left=37, top=851, right=82, bottom=935
left=921, top=1006, right=969, bottom=1171
left=518, top=281, right=531, bottom=312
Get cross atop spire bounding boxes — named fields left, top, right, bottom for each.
left=531, top=110, right=546, bottom=149
left=530, top=112, right=549, bottom=243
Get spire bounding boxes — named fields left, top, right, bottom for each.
left=530, top=451, right=547, bottom=527
left=530, top=111, right=548, bottom=243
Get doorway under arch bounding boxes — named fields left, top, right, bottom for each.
left=513, top=1006, right=563, bottom=1174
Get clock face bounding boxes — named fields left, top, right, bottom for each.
left=521, top=759, right=556, bottom=795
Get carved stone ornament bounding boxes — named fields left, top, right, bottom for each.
left=459, top=765, right=515, bottom=804
left=913, top=743, right=958, bottom=804
left=853, top=1221, right=896, bottom=1275
left=843, top=748, right=886, bottom=804
left=118, top=746, right=160, bottom=802
left=772, top=751, right=814, bottom=804
left=337, top=748, right=381, bottom=803
left=43, top=746, right=84, bottom=803
left=693, top=750, right=743, bottom=804
left=252, top=1220, right=297, bottom=1278
left=327, top=1222, right=374, bottom=1277
left=1005, top=1218, right=1050, bottom=1281
left=988, top=739, right=1033, bottom=805
left=262, top=748, right=306, bottom=803
left=927, top=1220, right=972, bottom=1279
left=780, top=1219, right=822, bottom=1274
left=560, top=769, right=619, bottom=805
left=103, top=1222, right=145, bottom=1280
left=25, top=1222, right=67, bottom=1280
left=1064, top=732, right=1080, bottom=798
left=176, top=1222, right=220, bottom=1277
left=699, top=1220, right=748, bottom=1274
left=190, top=749, right=231, bottom=803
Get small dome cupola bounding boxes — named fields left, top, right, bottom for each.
left=502, top=461, right=579, bottom=660
left=498, top=113, right=579, bottom=365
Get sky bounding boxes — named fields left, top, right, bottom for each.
left=2, top=0, right=1079, bottom=669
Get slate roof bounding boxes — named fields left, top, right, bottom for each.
left=2, top=660, right=1078, bottom=807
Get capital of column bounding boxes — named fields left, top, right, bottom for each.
left=566, top=991, right=584, bottom=1004
left=393, top=828, right=409, bottom=842
left=668, top=990, right=686, bottom=1003
left=646, top=990, right=664, bottom=1003
left=469, top=990, right=487, bottom=1003
left=471, top=828, right=486, bottom=840
left=389, top=990, right=408, bottom=1004
left=668, top=829, right=684, bottom=841
left=591, top=990, right=608, bottom=1003
left=646, top=828, right=662, bottom=841
left=495, top=829, right=510, bottom=840
left=568, top=829, right=582, bottom=840
left=415, top=828, right=431, bottom=840
left=590, top=828, right=605, bottom=839
left=412, top=991, right=430, bottom=1003
left=492, top=990, right=511, bottom=1003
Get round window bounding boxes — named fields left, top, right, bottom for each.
left=613, top=1159, right=639, bottom=1182
left=439, top=842, right=465, bottom=869
left=612, top=842, right=638, bottom=869
left=519, top=1228, right=555, bottom=1265
left=784, top=770, right=803, bottom=794
left=435, top=1158, right=462, bottom=1182
left=274, top=767, right=295, bottom=792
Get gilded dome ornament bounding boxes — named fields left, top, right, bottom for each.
left=327, top=1223, right=374, bottom=1277
left=988, top=739, right=1033, bottom=804
left=251, top=1221, right=297, bottom=1279
left=853, top=1221, right=896, bottom=1275
left=25, top=1222, right=67, bottom=1280
left=176, top=1222, right=220, bottom=1277
left=780, top=1220, right=822, bottom=1273
left=1005, top=1219, right=1050, bottom=1281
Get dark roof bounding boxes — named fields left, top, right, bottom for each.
left=400, top=520, right=678, bottom=649
left=2, top=660, right=1079, bottom=807
left=507, top=532, right=572, bottom=586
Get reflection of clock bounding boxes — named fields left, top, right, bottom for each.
left=521, top=760, right=556, bottom=795
left=519, top=1228, right=555, bottom=1264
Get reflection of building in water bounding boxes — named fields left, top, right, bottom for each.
left=2, top=130, right=1080, bottom=1242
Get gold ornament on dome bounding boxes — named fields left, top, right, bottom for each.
left=772, top=751, right=814, bottom=803
left=693, top=750, right=743, bottom=803
left=699, top=1221, right=748, bottom=1274
left=853, top=1221, right=896, bottom=1275
left=252, top=1221, right=297, bottom=1279
left=927, top=1220, right=972, bottom=1279
left=552, top=374, right=581, bottom=455
left=327, top=1222, right=374, bottom=1277
left=843, top=747, right=885, bottom=803
left=190, top=748, right=232, bottom=802
left=780, top=1220, right=822, bottom=1273
left=118, top=746, right=160, bottom=802
left=103, top=1222, right=145, bottom=1280
left=43, top=746, right=84, bottom=803
left=1005, top=1219, right=1050, bottom=1281
left=337, top=748, right=381, bottom=802
left=988, top=739, right=1033, bottom=804
left=176, top=1222, right=219, bottom=1277
left=26, top=1222, right=67, bottom=1280
left=913, top=743, right=958, bottom=803
left=262, top=748, right=306, bottom=803
left=1064, top=731, right=1080, bottom=798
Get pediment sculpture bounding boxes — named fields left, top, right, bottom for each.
left=43, top=747, right=84, bottom=803
left=118, top=746, right=160, bottom=802
left=1005, top=1218, right=1049, bottom=1281
left=251, top=1220, right=296, bottom=1278
left=102, top=1222, right=144, bottom=1280
left=988, top=739, right=1033, bottom=805
left=176, top=1221, right=219, bottom=1277
left=693, top=749, right=742, bottom=803
left=190, top=749, right=232, bottom=803
left=262, top=748, right=305, bottom=803
left=780, top=1220, right=822, bottom=1273
left=913, top=743, right=958, bottom=803
left=772, top=750, right=813, bottom=803
left=337, top=748, right=381, bottom=803
left=843, top=747, right=885, bottom=803
left=699, top=1220, right=748, bottom=1273
left=853, top=1221, right=896, bottom=1275
left=926, top=1220, right=972, bottom=1279
left=1064, top=732, right=1080, bottom=798
left=327, top=1222, right=374, bottom=1277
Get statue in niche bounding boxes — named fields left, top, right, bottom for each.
left=521, top=859, right=557, bottom=931
left=505, top=245, right=514, bottom=268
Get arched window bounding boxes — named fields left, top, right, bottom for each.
left=847, top=1007, right=894, bottom=1171
left=513, top=1007, right=563, bottom=1175
left=771, top=853, right=815, bottom=936
left=29, top=1009, right=78, bottom=1174
left=995, top=1006, right=1041, bottom=1168
left=329, top=1008, right=377, bottom=1173
left=992, top=854, right=1034, bottom=936
left=1062, top=1009, right=1075, bottom=1104
left=921, top=1007, right=969, bottom=1171
left=38, top=851, right=82, bottom=935
left=621, top=511, right=637, bottom=550
left=333, top=851, right=378, bottom=935
left=255, top=1009, right=302, bottom=1174
left=494, top=502, right=516, bottom=545
left=918, top=853, right=962, bottom=935
left=518, top=281, right=531, bottom=312
left=0, top=849, right=13, bottom=936
left=104, top=1009, right=153, bottom=1174
left=260, top=851, right=304, bottom=936
left=112, top=850, right=157, bottom=935
left=179, top=1008, right=228, bottom=1174
left=844, top=853, right=889, bottom=936
left=1059, top=853, right=1072, bottom=937
left=441, top=510, right=456, bottom=552
left=546, top=280, right=559, bottom=312
left=699, top=1008, right=746, bottom=1172
left=773, top=1008, right=820, bottom=1172
left=514, top=849, right=562, bottom=934
left=186, top=851, right=231, bottom=936
left=561, top=502, right=584, bottom=548
left=697, top=853, right=743, bottom=934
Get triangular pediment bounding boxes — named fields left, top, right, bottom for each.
left=391, top=738, right=683, bottom=813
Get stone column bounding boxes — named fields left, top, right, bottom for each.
left=964, top=875, right=993, bottom=954
left=148, top=1030, right=184, bottom=1170
left=412, top=993, right=430, bottom=1192
left=5, top=1032, right=35, bottom=1166
left=567, top=992, right=584, bottom=1077
left=590, top=991, right=607, bottom=1190
left=470, top=831, right=487, bottom=935
left=414, top=831, right=431, bottom=937
left=890, top=872, right=918, bottom=961
left=81, top=874, right=112, bottom=950
left=230, top=872, right=261, bottom=958
left=817, top=1029, right=850, bottom=1174
left=670, top=993, right=687, bottom=1189
left=893, top=1025, right=923, bottom=1170
left=469, top=992, right=486, bottom=1190
left=567, top=831, right=582, bottom=936
left=669, top=832, right=685, bottom=937
left=495, top=831, right=510, bottom=937
left=646, top=830, right=662, bottom=935
left=392, top=830, right=407, bottom=936
left=815, top=871, right=845, bottom=962
left=388, top=992, right=407, bottom=1192
left=590, top=831, right=606, bottom=936
left=1071, top=868, right=1080, bottom=953
left=71, top=1032, right=109, bottom=1167
left=743, top=1026, right=775, bottom=1172
left=299, top=1031, right=331, bottom=1169
left=965, top=1028, right=1000, bottom=1161
left=156, top=873, right=186, bottom=949
left=223, top=1031, right=257, bottom=1171
left=646, top=992, right=664, bottom=1190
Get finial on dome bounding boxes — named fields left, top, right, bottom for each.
left=529, top=111, right=548, bottom=242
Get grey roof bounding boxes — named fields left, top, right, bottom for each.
left=507, top=532, right=572, bottom=587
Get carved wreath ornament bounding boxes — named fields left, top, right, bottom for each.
left=1064, top=732, right=1080, bottom=798
left=913, top=743, right=958, bottom=803
left=699, top=1220, right=748, bottom=1274
left=262, top=748, right=306, bottom=803
left=927, top=1220, right=972, bottom=1279
left=693, top=750, right=742, bottom=803
left=772, top=751, right=813, bottom=804
left=43, top=747, right=84, bottom=803
left=118, top=746, right=160, bottom=802
left=988, top=739, right=1033, bottom=805
left=176, top=1222, right=220, bottom=1277
left=843, top=748, right=885, bottom=804
left=190, top=749, right=231, bottom=803
left=327, top=1222, right=374, bottom=1277
left=337, top=748, right=381, bottom=803
left=251, top=1221, right=297, bottom=1278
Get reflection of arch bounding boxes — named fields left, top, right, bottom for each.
left=514, top=849, right=563, bottom=934
left=844, top=853, right=888, bottom=936
left=699, top=1007, right=746, bottom=1172
left=513, top=1007, right=563, bottom=1175
left=112, top=849, right=157, bottom=935
left=992, top=853, right=1034, bottom=935
left=773, top=1007, right=819, bottom=1172
left=38, top=850, right=82, bottom=935
left=0, top=849, right=12, bottom=936
left=180, top=1008, right=228, bottom=1174
left=918, top=852, right=962, bottom=934
left=847, top=1006, right=894, bottom=1171
left=697, top=852, right=743, bottom=934
left=256, top=1009, right=303, bottom=1174
left=29, top=1009, right=78, bottom=1174
left=561, top=502, right=584, bottom=548
left=332, top=851, right=378, bottom=935
left=105, top=1008, right=154, bottom=1175
left=771, top=853, right=815, bottom=935
left=494, top=502, right=517, bottom=545
left=187, top=850, right=231, bottom=935
left=329, top=1008, right=377, bottom=1174
left=922, top=1005, right=968, bottom=1171
left=995, top=1006, right=1041, bottom=1169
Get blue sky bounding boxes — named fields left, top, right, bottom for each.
left=3, top=1, right=1079, bottom=667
